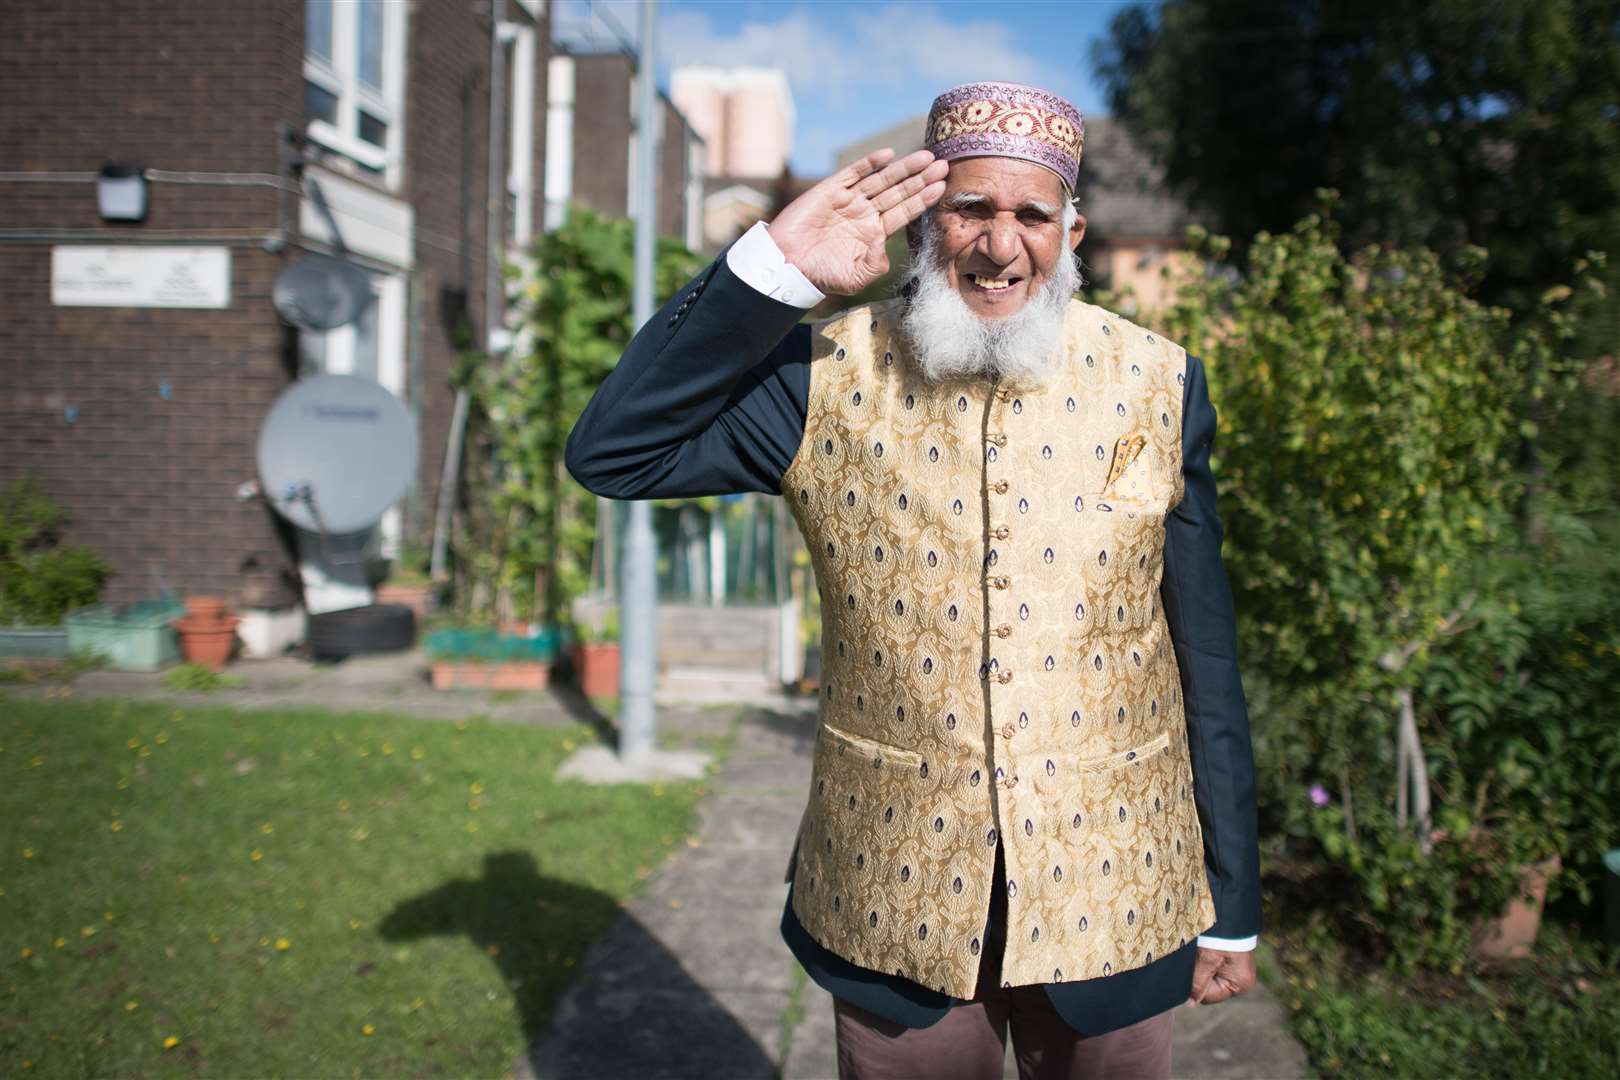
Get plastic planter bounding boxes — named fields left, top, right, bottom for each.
left=65, top=598, right=184, bottom=672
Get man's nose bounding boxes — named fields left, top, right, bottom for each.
left=982, top=218, right=1021, bottom=266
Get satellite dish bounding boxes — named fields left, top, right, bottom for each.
left=256, top=374, right=418, bottom=534
left=273, top=253, right=375, bottom=331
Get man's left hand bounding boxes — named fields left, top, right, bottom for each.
left=1186, top=947, right=1258, bottom=1006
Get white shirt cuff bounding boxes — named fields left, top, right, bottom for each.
left=1196, top=934, right=1258, bottom=952
left=724, top=220, right=826, bottom=309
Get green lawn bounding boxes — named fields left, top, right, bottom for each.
left=0, top=694, right=710, bottom=1077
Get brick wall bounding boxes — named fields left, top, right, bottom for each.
left=0, top=1, right=305, bottom=608
left=570, top=54, right=634, bottom=220
left=0, top=0, right=548, bottom=610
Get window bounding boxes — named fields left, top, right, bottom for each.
left=304, top=1, right=406, bottom=183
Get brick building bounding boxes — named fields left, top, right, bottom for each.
left=543, top=49, right=705, bottom=250
left=0, top=1, right=550, bottom=641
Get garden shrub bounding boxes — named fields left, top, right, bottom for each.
left=0, top=477, right=110, bottom=626
left=1159, top=202, right=1617, bottom=969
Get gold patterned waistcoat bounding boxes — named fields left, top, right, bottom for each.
left=780, top=296, right=1218, bottom=998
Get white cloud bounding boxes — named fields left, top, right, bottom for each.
left=659, top=4, right=1066, bottom=106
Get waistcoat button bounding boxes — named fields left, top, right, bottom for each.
left=993, top=526, right=1010, bottom=539
left=996, top=671, right=1014, bottom=683
left=994, top=624, right=1011, bottom=637
left=1000, top=723, right=1016, bottom=738
left=994, top=480, right=1009, bottom=493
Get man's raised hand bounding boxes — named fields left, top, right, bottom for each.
left=767, top=148, right=949, bottom=296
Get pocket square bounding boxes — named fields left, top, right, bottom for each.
left=1101, top=431, right=1168, bottom=504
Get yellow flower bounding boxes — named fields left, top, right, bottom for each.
left=261, top=822, right=274, bottom=834
left=349, top=918, right=362, bottom=930
left=210, top=933, right=220, bottom=944
left=125, top=1000, right=138, bottom=1012
left=104, top=911, right=115, bottom=922
left=162, top=1035, right=179, bottom=1050
left=23, top=848, right=35, bottom=859
left=651, top=784, right=665, bottom=797
left=409, top=997, right=425, bottom=1011
left=561, top=739, right=576, bottom=751
left=81, top=926, right=95, bottom=938
left=337, top=799, right=350, bottom=811
left=54, top=937, right=65, bottom=948
left=275, top=937, right=291, bottom=952
left=155, top=731, right=170, bottom=745
left=361, top=1023, right=376, bottom=1036
left=357, top=747, right=371, bottom=758
left=19, top=947, right=32, bottom=959
left=381, top=742, right=395, bottom=756
left=110, top=820, right=123, bottom=833
left=116, top=778, right=128, bottom=791
left=259, top=936, right=270, bottom=946
left=410, top=747, right=425, bottom=761
left=250, top=849, right=264, bottom=863
left=30, top=755, right=45, bottom=767
left=127, top=738, right=140, bottom=749
left=138, top=747, right=151, bottom=758
left=466, top=822, right=478, bottom=833
left=469, top=781, right=484, bottom=795
left=352, top=827, right=369, bottom=841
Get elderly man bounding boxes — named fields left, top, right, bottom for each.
left=565, top=82, right=1262, bottom=1079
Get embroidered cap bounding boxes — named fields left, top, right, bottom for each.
left=924, top=81, right=1084, bottom=191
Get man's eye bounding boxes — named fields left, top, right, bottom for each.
left=1019, top=212, right=1051, bottom=226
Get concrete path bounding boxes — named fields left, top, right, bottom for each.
left=522, top=704, right=1312, bottom=1080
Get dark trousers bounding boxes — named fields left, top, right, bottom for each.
left=832, top=843, right=1176, bottom=1080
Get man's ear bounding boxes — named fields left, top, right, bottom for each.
left=1069, top=210, right=1088, bottom=252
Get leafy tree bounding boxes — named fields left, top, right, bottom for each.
left=455, top=208, right=703, bottom=626
left=1094, top=0, right=1620, bottom=316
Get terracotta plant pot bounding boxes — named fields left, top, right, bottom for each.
left=171, top=614, right=241, bottom=672
left=431, top=659, right=551, bottom=691
left=569, top=641, right=620, bottom=698
left=1472, top=852, right=1561, bottom=960
left=185, top=596, right=229, bottom=624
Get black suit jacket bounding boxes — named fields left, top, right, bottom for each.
left=565, top=255, right=1263, bottom=1035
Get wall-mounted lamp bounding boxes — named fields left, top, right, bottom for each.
left=97, top=162, right=148, bottom=222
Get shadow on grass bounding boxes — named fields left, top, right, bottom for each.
left=381, top=851, right=775, bottom=1077
left=547, top=678, right=617, bottom=745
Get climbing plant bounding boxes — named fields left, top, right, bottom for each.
left=454, top=207, right=704, bottom=627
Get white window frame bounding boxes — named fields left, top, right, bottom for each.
left=304, top=1, right=408, bottom=189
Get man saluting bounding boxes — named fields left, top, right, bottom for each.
left=566, top=82, right=1262, bottom=1080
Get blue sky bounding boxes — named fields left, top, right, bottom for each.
left=554, top=0, right=1134, bottom=175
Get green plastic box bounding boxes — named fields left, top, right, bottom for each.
left=0, top=627, right=69, bottom=660
left=65, top=597, right=184, bottom=672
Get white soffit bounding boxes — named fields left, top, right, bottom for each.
left=300, top=167, right=415, bottom=269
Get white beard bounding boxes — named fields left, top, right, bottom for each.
left=897, top=213, right=1080, bottom=388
